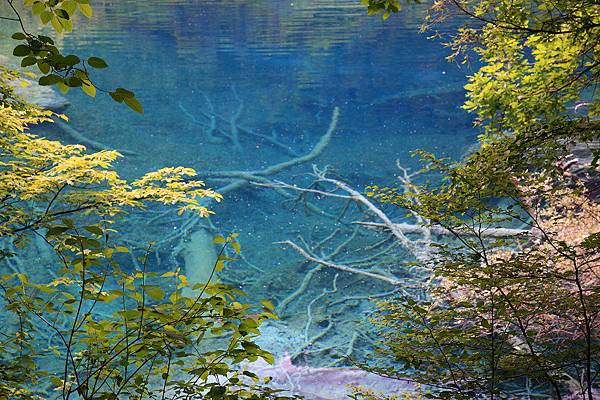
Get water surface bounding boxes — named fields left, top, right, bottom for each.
left=2, top=0, right=476, bottom=367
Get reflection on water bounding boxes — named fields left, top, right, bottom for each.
left=1, top=0, right=476, bottom=368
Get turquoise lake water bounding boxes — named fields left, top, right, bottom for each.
left=3, top=0, right=478, bottom=368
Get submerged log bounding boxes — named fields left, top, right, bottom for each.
left=354, top=221, right=532, bottom=238
left=179, top=107, right=340, bottom=291
left=12, top=82, right=70, bottom=111
left=181, top=228, right=218, bottom=296
left=364, top=80, right=466, bottom=108
left=53, top=118, right=139, bottom=156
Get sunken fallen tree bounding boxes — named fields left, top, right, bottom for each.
left=256, top=153, right=600, bottom=399
left=238, top=161, right=531, bottom=372
left=124, top=106, right=341, bottom=294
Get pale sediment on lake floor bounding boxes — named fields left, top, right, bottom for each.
left=1, top=55, right=70, bottom=111
left=243, top=355, right=413, bottom=400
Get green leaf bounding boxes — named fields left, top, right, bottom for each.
left=21, top=56, right=37, bottom=68
left=120, top=310, right=142, bottom=320
left=124, top=96, right=144, bottom=114
left=38, top=74, right=63, bottom=86
left=55, top=8, right=70, bottom=20
left=11, top=32, right=27, bottom=40
left=32, top=2, right=46, bottom=14
left=46, top=226, right=69, bottom=237
left=13, top=45, right=31, bottom=57
left=49, top=376, right=63, bottom=387
left=38, top=35, right=54, bottom=45
left=17, top=273, right=29, bottom=284
left=61, top=218, right=75, bottom=228
left=40, top=11, right=52, bottom=24
left=37, top=61, right=51, bottom=74
left=242, top=370, right=259, bottom=381
left=61, top=18, right=73, bottom=32
left=63, top=54, right=80, bottom=66
left=230, top=241, right=241, bottom=254
left=87, top=56, right=108, bottom=69
left=50, top=16, right=63, bottom=33
left=261, top=352, right=275, bottom=365
left=260, top=300, right=275, bottom=311
left=103, top=247, right=114, bottom=259
left=114, top=87, right=134, bottom=98
left=213, top=235, right=226, bottom=244
left=109, top=91, right=124, bottom=103
left=582, top=233, right=600, bottom=250
left=84, top=226, right=103, bottom=236
left=66, top=76, right=83, bottom=87
left=56, top=82, right=70, bottom=94
left=62, top=0, right=77, bottom=16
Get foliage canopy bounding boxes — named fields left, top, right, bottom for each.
left=3, top=0, right=144, bottom=112
left=361, top=0, right=600, bottom=399
left=0, top=2, right=292, bottom=399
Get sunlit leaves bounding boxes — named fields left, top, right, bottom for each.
left=143, top=285, right=166, bottom=301
left=0, top=226, right=289, bottom=398
left=0, top=70, right=219, bottom=233
left=78, top=2, right=93, bottom=18
left=214, top=233, right=241, bottom=254
left=365, top=1, right=600, bottom=397
left=0, top=15, right=292, bottom=400
left=360, top=0, right=416, bottom=20
left=81, top=79, right=96, bottom=97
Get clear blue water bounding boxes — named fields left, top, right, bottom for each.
left=8, top=0, right=478, bottom=367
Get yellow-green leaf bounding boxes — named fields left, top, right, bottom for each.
left=81, top=80, right=96, bottom=97
left=145, top=286, right=166, bottom=301
left=260, top=299, right=275, bottom=311
left=124, top=97, right=143, bottom=114
left=56, top=82, right=69, bottom=94
left=79, top=3, right=93, bottom=17
left=213, top=235, right=226, bottom=244
left=50, top=16, right=63, bottom=32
